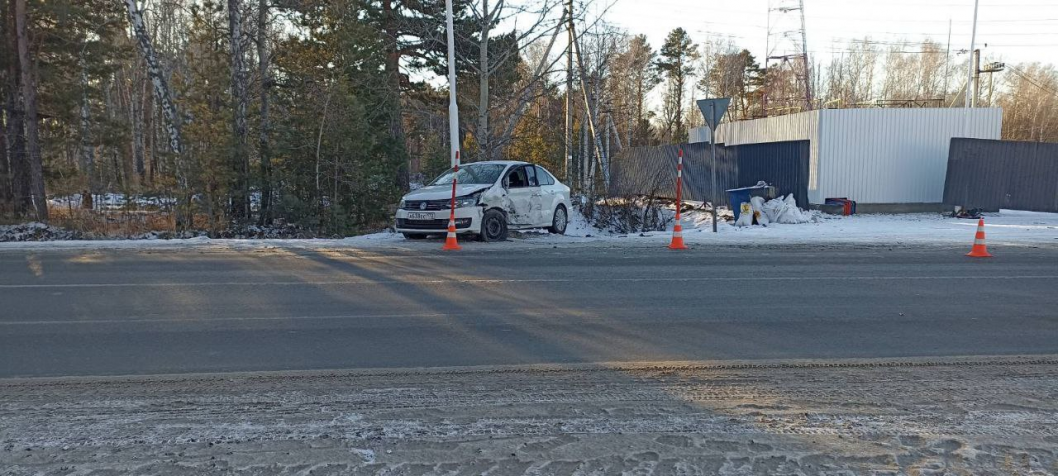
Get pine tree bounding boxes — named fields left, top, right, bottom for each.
left=656, top=28, right=697, bottom=143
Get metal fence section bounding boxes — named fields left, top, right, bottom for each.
left=732, top=140, right=811, bottom=207
left=818, top=108, right=1003, bottom=204
left=714, top=108, right=1002, bottom=204
left=944, top=138, right=1058, bottom=212
left=610, top=143, right=735, bottom=206
left=609, top=141, right=809, bottom=207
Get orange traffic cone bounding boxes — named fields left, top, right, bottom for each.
left=966, top=218, right=991, bottom=258
left=668, top=222, right=688, bottom=250
left=442, top=218, right=462, bottom=251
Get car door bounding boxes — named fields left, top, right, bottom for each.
left=504, top=166, right=536, bottom=226
left=535, top=165, right=560, bottom=218
left=522, top=165, right=546, bottom=226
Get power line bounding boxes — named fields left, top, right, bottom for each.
left=1007, top=65, right=1058, bottom=96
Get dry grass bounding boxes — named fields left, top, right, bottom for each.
left=48, top=207, right=211, bottom=238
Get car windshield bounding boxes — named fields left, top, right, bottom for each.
left=429, top=163, right=507, bottom=186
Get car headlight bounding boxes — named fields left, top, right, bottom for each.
left=398, top=199, right=406, bottom=209
left=453, top=193, right=480, bottom=209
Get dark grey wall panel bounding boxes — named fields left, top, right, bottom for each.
left=944, top=138, right=1058, bottom=212
left=732, top=140, right=810, bottom=207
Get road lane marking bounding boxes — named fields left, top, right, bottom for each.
left=0, top=312, right=454, bottom=326
left=1, top=275, right=1057, bottom=289
left=3, top=307, right=1051, bottom=327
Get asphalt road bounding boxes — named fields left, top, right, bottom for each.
left=2, top=244, right=1057, bottom=378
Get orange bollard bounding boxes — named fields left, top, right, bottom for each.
left=966, top=218, right=992, bottom=258
left=669, top=148, right=688, bottom=250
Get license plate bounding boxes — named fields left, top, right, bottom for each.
left=407, top=212, right=434, bottom=220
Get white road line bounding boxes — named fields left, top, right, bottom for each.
left=0, top=275, right=1056, bottom=289
left=0, top=313, right=453, bottom=326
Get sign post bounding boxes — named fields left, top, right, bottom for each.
left=696, top=98, right=731, bottom=233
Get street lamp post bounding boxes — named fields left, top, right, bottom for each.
left=446, top=0, right=459, bottom=168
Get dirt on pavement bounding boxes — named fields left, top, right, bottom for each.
left=3, top=356, right=1058, bottom=475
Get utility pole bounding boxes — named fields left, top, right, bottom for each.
left=964, top=0, right=979, bottom=109
left=971, top=49, right=981, bottom=108
left=980, top=60, right=1006, bottom=107
left=987, top=69, right=994, bottom=107
left=564, top=0, right=573, bottom=184
left=943, top=19, right=951, bottom=99
left=446, top=0, right=460, bottom=167
left=962, top=0, right=979, bottom=136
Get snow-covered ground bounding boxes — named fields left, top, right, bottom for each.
left=2, top=209, right=1056, bottom=250
left=4, top=357, right=1057, bottom=475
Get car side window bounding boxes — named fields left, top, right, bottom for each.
left=507, top=167, right=528, bottom=188
left=536, top=166, right=555, bottom=185
left=524, top=165, right=539, bottom=187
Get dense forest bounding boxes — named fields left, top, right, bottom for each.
left=0, top=0, right=1055, bottom=236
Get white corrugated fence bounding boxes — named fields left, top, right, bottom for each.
left=714, top=108, right=1002, bottom=204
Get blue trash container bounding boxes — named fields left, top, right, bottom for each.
left=726, top=184, right=777, bottom=221
left=727, top=189, right=753, bottom=221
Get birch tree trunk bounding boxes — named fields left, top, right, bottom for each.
left=123, top=0, right=189, bottom=229
left=257, top=0, right=272, bottom=225
left=570, top=27, right=606, bottom=190
left=14, top=0, right=46, bottom=221
left=229, top=0, right=249, bottom=221
left=477, top=0, right=491, bottom=160
left=131, top=71, right=146, bottom=182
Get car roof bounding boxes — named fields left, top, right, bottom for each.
left=464, top=160, right=527, bottom=166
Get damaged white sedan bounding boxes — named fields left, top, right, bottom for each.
left=396, top=161, right=571, bottom=241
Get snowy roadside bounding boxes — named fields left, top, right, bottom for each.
left=3, top=356, right=1057, bottom=475
left=2, top=209, right=1057, bottom=251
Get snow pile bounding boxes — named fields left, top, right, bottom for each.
left=565, top=205, right=606, bottom=237
left=0, top=222, right=83, bottom=242
left=126, top=230, right=209, bottom=240
left=213, top=223, right=317, bottom=239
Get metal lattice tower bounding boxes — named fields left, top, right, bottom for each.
left=765, top=0, right=813, bottom=115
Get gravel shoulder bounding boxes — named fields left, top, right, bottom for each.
left=3, top=356, right=1058, bottom=475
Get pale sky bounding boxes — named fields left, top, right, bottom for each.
left=597, top=0, right=1058, bottom=68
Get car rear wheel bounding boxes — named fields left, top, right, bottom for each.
left=548, top=205, right=568, bottom=234
left=479, top=209, right=508, bottom=242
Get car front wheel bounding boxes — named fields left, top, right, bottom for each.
left=479, top=209, right=508, bottom=242
left=548, top=205, right=568, bottom=234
